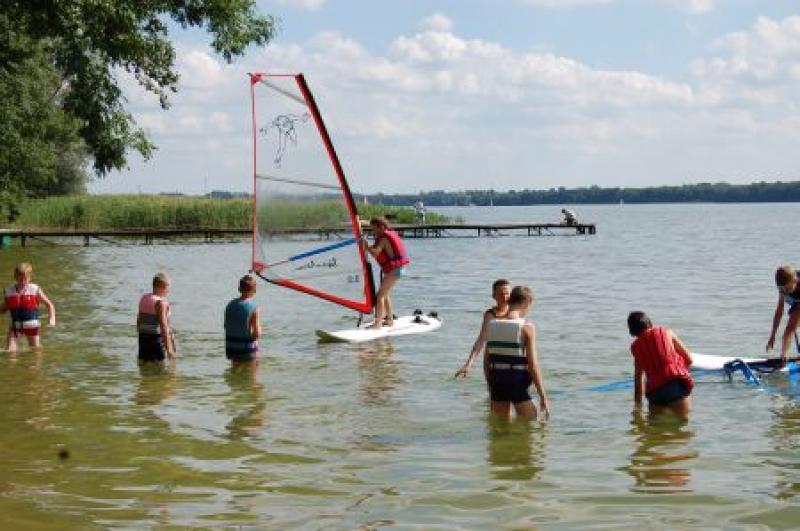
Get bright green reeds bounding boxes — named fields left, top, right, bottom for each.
left=12, top=195, right=448, bottom=230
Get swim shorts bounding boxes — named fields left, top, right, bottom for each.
left=489, top=369, right=532, bottom=404
left=138, top=334, right=166, bottom=362
left=646, top=378, right=690, bottom=406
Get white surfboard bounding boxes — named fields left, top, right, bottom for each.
left=691, top=352, right=795, bottom=373
left=316, top=313, right=442, bottom=343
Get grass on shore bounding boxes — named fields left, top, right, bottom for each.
left=12, top=195, right=448, bottom=230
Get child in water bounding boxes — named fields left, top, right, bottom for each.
left=627, top=311, right=693, bottom=418
left=137, top=272, right=176, bottom=362
left=455, top=278, right=511, bottom=378
left=362, top=216, right=410, bottom=329
left=766, top=264, right=800, bottom=364
left=1, top=262, right=56, bottom=352
left=483, top=285, right=549, bottom=419
left=224, top=275, right=262, bottom=364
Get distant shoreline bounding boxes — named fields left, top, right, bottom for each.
left=365, top=180, right=800, bottom=207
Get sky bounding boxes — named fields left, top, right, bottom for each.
left=89, top=0, right=800, bottom=195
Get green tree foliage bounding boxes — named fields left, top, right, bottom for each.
left=0, top=1, right=276, bottom=218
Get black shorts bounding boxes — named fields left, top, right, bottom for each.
left=138, top=334, right=165, bottom=362
left=489, top=370, right=532, bottom=404
left=646, top=379, right=690, bottom=406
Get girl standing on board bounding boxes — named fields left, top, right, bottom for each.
left=362, top=216, right=410, bottom=329
left=483, top=285, right=549, bottom=419
left=455, top=279, right=511, bottom=378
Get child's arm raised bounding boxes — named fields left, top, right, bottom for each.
left=39, top=288, right=56, bottom=326
left=524, top=323, right=549, bottom=420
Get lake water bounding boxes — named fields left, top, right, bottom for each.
left=1, top=203, right=800, bottom=529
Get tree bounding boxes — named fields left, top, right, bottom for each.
left=1, top=0, right=276, bottom=187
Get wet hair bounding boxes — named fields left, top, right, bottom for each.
left=492, top=278, right=510, bottom=293
left=627, top=311, right=653, bottom=337
left=239, top=274, right=257, bottom=294
left=508, top=285, right=533, bottom=307
left=152, top=272, right=170, bottom=289
left=14, top=262, right=32, bottom=277
left=775, top=265, right=796, bottom=288
left=369, top=216, right=390, bottom=229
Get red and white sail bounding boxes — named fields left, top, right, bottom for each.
left=250, top=73, right=375, bottom=313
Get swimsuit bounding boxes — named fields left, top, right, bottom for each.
left=224, top=298, right=259, bottom=362
left=486, top=318, right=532, bottom=404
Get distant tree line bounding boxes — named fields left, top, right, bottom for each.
left=367, top=181, right=800, bottom=207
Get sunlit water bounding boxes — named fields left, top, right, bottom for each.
left=1, top=204, right=800, bottom=529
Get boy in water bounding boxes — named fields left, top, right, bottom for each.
left=483, top=285, right=549, bottom=419
left=766, top=265, right=800, bottom=364
left=362, top=216, right=410, bottom=329
left=1, top=262, right=56, bottom=352
left=455, top=279, right=511, bottom=378
left=137, top=272, right=176, bottom=362
left=627, top=311, right=693, bottom=418
left=224, top=275, right=262, bottom=364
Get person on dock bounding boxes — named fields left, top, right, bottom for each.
left=483, top=285, right=549, bottom=419
left=627, top=311, right=693, bottom=418
left=1, top=262, right=56, bottom=352
left=413, top=200, right=426, bottom=224
left=224, top=275, right=262, bottom=364
left=766, top=264, right=800, bottom=364
left=137, top=272, right=176, bottom=363
left=561, top=208, right=577, bottom=226
left=454, top=279, right=511, bottom=378
left=362, top=216, right=410, bottom=329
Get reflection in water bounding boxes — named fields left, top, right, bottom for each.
left=135, top=361, right=178, bottom=406
left=356, top=340, right=402, bottom=407
left=768, top=394, right=800, bottom=501
left=486, top=415, right=546, bottom=481
left=224, top=363, right=267, bottom=439
left=624, top=408, right=697, bottom=493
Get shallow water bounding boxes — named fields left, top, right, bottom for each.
left=1, top=203, right=800, bottom=529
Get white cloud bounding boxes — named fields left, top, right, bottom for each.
left=270, top=0, right=327, bottom=11
left=418, top=13, right=454, bottom=33
left=104, top=13, right=800, bottom=195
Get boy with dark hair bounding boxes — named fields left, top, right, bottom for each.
left=224, top=275, right=262, bottom=364
left=627, top=311, right=693, bottom=418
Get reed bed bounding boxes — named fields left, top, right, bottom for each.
left=12, top=195, right=447, bottom=230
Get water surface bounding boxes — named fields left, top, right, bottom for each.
left=1, top=204, right=799, bottom=528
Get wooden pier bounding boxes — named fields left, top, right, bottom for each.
left=0, top=222, right=595, bottom=247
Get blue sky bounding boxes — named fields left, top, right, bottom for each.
left=90, top=0, right=800, bottom=195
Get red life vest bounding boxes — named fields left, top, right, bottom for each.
left=630, top=326, right=693, bottom=395
left=4, top=283, right=41, bottom=332
left=375, top=229, right=410, bottom=274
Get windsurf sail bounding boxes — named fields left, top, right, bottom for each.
left=249, top=73, right=375, bottom=313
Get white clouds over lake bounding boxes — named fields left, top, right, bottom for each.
left=95, top=6, right=800, bottom=194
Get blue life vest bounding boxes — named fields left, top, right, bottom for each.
left=224, top=298, right=258, bottom=357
